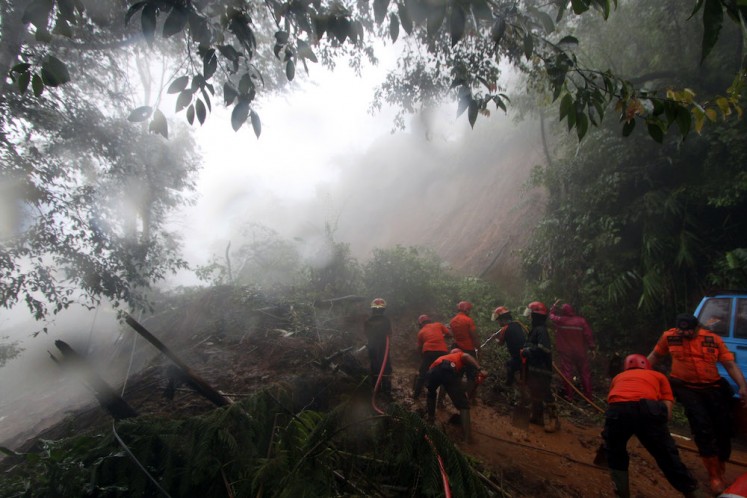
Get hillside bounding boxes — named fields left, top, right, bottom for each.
left=3, top=287, right=747, bottom=497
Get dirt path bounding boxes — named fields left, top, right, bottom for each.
left=391, top=363, right=747, bottom=498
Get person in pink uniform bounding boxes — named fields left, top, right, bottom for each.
left=549, top=300, right=595, bottom=401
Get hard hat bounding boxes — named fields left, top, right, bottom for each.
left=370, top=298, right=387, bottom=309
left=491, top=306, right=510, bottom=321
left=624, top=354, right=650, bottom=371
left=457, top=301, right=473, bottom=313
left=524, top=301, right=548, bottom=316
left=450, top=348, right=463, bottom=354
left=417, top=314, right=431, bottom=326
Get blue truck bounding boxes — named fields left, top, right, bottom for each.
left=693, top=292, right=747, bottom=393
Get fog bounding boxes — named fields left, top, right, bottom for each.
left=0, top=42, right=543, bottom=451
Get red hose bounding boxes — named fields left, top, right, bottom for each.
left=370, top=336, right=452, bottom=497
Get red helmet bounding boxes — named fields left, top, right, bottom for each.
left=417, top=314, right=431, bottom=326
left=525, top=301, right=548, bottom=316
left=457, top=301, right=473, bottom=313
left=370, top=298, right=386, bottom=309
left=491, top=306, right=510, bottom=321
left=624, top=354, right=650, bottom=371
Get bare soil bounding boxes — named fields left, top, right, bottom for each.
left=5, top=303, right=747, bottom=497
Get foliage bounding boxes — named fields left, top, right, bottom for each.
left=0, top=0, right=201, bottom=324
left=0, top=389, right=492, bottom=497
left=521, top=0, right=747, bottom=352
left=0, top=336, right=23, bottom=368
left=10, top=0, right=746, bottom=143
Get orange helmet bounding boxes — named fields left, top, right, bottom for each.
left=457, top=301, right=473, bottom=313
left=524, top=301, right=547, bottom=316
left=370, top=298, right=387, bottom=309
left=492, top=306, right=510, bottom=321
left=624, top=354, right=650, bottom=371
left=417, top=314, right=431, bottom=326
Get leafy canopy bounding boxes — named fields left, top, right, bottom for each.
left=10, top=0, right=746, bottom=143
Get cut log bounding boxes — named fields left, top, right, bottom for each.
left=53, top=340, right=138, bottom=420
left=125, top=314, right=232, bottom=407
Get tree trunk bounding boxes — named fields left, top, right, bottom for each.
left=125, top=314, right=233, bottom=407
left=53, top=340, right=139, bottom=420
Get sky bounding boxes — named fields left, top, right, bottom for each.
left=168, top=44, right=473, bottom=282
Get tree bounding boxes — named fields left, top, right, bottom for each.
left=1, top=0, right=201, bottom=324
left=9, top=0, right=746, bottom=143
left=520, top=0, right=747, bottom=350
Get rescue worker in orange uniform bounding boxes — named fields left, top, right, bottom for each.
left=413, top=314, right=450, bottom=399
left=603, top=354, right=702, bottom=498
left=647, top=313, right=747, bottom=494
left=549, top=300, right=595, bottom=402
left=364, top=298, right=393, bottom=397
left=521, top=300, right=559, bottom=432
left=449, top=301, right=480, bottom=402
left=425, top=348, right=485, bottom=442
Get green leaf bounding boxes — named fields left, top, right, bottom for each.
left=490, top=17, right=506, bottom=46
left=40, top=56, right=70, bottom=86
left=186, top=104, right=195, bottom=125
left=456, top=91, right=470, bottom=118
left=167, top=76, right=189, bottom=94
left=528, top=6, right=555, bottom=33
left=175, top=90, right=192, bottom=112
left=398, top=2, right=413, bottom=35
left=195, top=99, right=206, bottom=125
left=297, top=39, right=318, bottom=63
left=286, top=59, right=295, bottom=81
left=647, top=121, right=664, bottom=143
left=203, top=49, right=217, bottom=80
left=675, top=107, right=691, bottom=138
left=390, top=13, right=400, bottom=42
left=494, top=96, right=507, bottom=113
left=141, top=3, right=158, bottom=46
left=467, top=99, right=478, bottom=128
left=231, top=99, right=249, bottom=131
left=449, top=5, right=465, bottom=46
left=128, top=106, right=152, bottom=122
left=18, top=71, right=31, bottom=94
left=557, top=35, right=579, bottom=46
left=576, top=111, right=589, bottom=140
left=700, top=0, right=723, bottom=63
left=571, top=0, right=590, bottom=15
left=32, top=73, right=44, bottom=96
left=163, top=6, right=188, bottom=38
left=149, top=109, right=168, bottom=138
left=274, top=30, right=289, bottom=44
left=374, top=0, right=390, bottom=25
left=125, top=1, right=146, bottom=25
left=559, top=93, right=573, bottom=121
left=426, top=5, right=446, bottom=39
left=250, top=110, right=262, bottom=138
left=11, top=63, right=31, bottom=73
left=224, top=79, right=240, bottom=101
left=523, top=33, right=533, bottom=59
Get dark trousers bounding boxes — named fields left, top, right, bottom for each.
left=505, top=356, right=521, bottom=385
left=368, top=343, right=392, bottom=392
left=670, top=378, right=734, bottom=460
left=426, top=364, right=469, bottom=417
left=603, top=401, right=698, bottom=493
left=526, top=363, right=553, bottom=419
left=414, top=351, right=446, bottom=397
